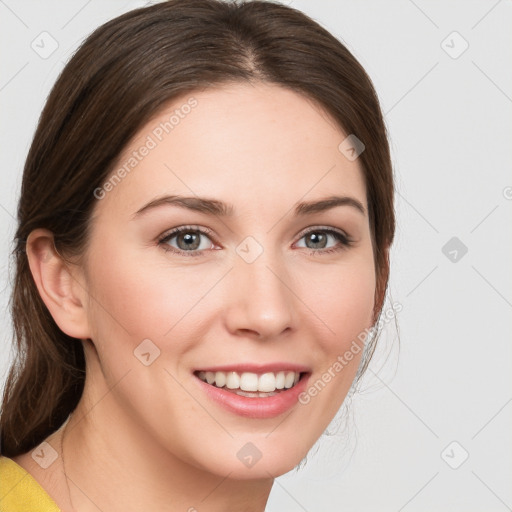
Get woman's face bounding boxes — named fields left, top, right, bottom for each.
left=79, top=82, right=376, bottom=478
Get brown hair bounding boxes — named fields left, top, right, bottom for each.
left=0, top=0, right=394, bottom=457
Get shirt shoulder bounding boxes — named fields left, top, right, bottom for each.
left=0, top=455, right=61, bottom=512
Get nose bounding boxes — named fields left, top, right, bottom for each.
left=223, top=247, right=297, bottom=340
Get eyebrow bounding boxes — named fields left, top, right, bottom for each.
left=132, top=194, right=366, bottom=219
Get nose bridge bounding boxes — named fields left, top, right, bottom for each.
left=226, top=240, right=296, bottom=338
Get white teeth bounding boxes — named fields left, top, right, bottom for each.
left=214, top=371, right=226, bottom=387
left=258, top=372, right=276, bottom=392
left=284, top=371, right=295, bottom=389
left=226, top=371, right=240, bottom=389
left=235, top=390, right=256, bottom=398
left=197, top=370, right=302, bottom=392
left=236, top=390, right=278, bottom=398
left=240, top=372, right=259, bottom=392
left=275, top=371, right=285, bottom=389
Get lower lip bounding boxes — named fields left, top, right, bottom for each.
left=195, top=374, right=310, bottom=419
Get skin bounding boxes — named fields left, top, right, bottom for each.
left=14, top=82, right=379, bottom=511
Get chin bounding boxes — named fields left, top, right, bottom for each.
left=198, top=433, right=314, bottom=481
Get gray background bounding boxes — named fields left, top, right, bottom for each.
left=1, top=1, right=511, bottom=510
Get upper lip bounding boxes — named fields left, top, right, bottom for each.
left=194, top=363, right=311, bottom=374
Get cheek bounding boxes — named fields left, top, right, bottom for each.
left=83, top=242, right=221, bottom=381
left=86, top=246, right=194, bottom=338
left=296, top=253, right=376, bottom=410
left=304, top=255, right=376, bottom=351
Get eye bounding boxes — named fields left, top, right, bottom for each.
left=158, top=225, right=353, bottom=257
left=158, top=225, right=217, bottom=257
left=295, top=227, right=353, bottom=255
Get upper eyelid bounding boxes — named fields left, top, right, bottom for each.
left=296, top=225, right=350, bottom=239
left=159, top=225, right=215, bottom=241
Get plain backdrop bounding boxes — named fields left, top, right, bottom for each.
left=1, top=1, right=511, bottom=510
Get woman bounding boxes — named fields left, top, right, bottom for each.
left=0, top=0, right=395, bottom=510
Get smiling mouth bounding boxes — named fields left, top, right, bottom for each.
left=194, top=370, right=306, bottom=398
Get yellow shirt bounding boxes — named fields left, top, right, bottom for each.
left=0, top=456, right=61, bottom=512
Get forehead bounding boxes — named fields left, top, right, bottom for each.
left=94, top=82, right=367, bottom=219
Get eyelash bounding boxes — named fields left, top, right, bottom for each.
left=157, top=225, right=354, bottom=257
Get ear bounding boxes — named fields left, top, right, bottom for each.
left=26, top=228, right=92, bottom=340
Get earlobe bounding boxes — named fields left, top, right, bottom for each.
left=26, top=228, right=91, bottom=340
